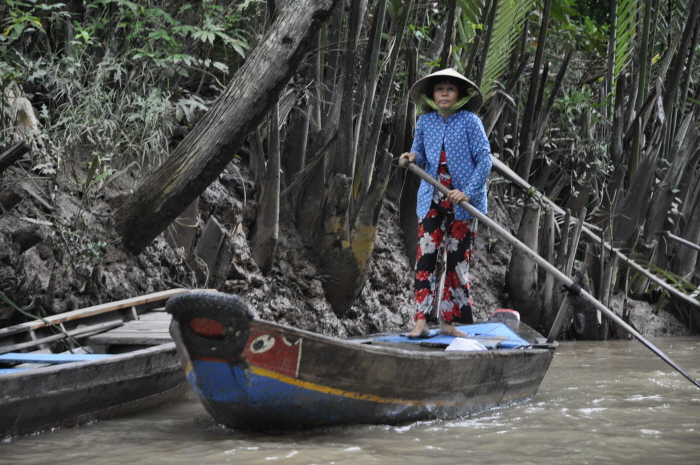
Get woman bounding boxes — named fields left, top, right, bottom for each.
left=400, top=68, right=492, bottom=338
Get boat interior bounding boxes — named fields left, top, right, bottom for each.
left=0, top=292, right=179, bottom=374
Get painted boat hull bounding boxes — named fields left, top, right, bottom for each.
left=167, top=292, right=555, bottom=431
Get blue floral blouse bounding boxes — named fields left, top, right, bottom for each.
left=410, top=110, right=492, bottom=220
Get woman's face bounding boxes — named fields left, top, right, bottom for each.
left=433, top=81, right=459, bottom=110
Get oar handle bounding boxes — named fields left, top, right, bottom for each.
left=399, top=158, right=700, bottom=389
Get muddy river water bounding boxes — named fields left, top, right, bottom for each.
left=2, top=337, right=699, bottom=465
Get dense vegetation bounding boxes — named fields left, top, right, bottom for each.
left=2, top=0, right=700, bottom=335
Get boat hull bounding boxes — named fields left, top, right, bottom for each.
left=168, top=292, right=555, bottom=431
left=0, top=343, right=187, bottom=439
left=0, top=289, right=196, bottom=440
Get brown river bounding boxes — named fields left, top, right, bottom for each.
left=2, top=337, right=699, bottom=465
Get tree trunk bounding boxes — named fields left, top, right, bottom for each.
left=505, top=201, right=541, bottom=325
left=251, top=103, right=281, bottom=273
left=482, top=52, right=529, bottom=137
left=317, top=0, right=413, bottom=315
left=319, top=151, right=393, bottom=315
left=662, top=0, right=700, bottom=119
left=114, top=0, right=339, bottom=254
left=514, top=0, right=552, bottom=182
left=357, top=0, right=413, bottom=206
left=439, top=0, right=457, bottom=69
left=331, top=0, right=366, bottom=179
left=612, top=126, right=664, bottom=247
left=538, top=208, right=556, bottom=332
left=282, top=104, right=310, bottom=190
left=644, top=114, right=698, bottom=249
left=672, top=182, right=700, bottom=280
left=353, top=0, right=389, bottom=198
left=398, top=42, right=419, bottom=267
left=474, top=0, right=497, bottom=87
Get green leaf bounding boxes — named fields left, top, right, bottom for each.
left=212, top=61, right=228, bottom=72
left=84, top=154, right=100, bottom=197
left=479, top=0, right=535, bottom=100
left=232, top=42, right=246, bottom=58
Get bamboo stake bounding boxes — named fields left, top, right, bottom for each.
left=490, top=156, right=700, bottom=309
left=400, top=159, right=700, bottom=389
left=546, top=266, right=584, bottom=344
left=659, top=230, right=700, bottom=253
left=564, top=207, right=586, bottom=276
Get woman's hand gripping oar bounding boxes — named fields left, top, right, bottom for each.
left=399, top=157, right=700, bottom=390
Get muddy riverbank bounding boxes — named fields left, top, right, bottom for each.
left=0, top=151, right=688, bottom=338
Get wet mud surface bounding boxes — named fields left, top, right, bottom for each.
left=0, top=155, right=687, bottom=338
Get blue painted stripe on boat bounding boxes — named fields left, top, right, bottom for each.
left=192, top=360, right=424, bottom=404
left=0, top=353, right=112, bottom=364
left=187, top=360, right=444, bottom=425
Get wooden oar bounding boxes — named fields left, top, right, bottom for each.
left=400, top=158, right=700, bottom=389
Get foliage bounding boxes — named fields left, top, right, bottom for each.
left=551, top=84, right=610, bottom=191
left=612, top=0, right=642, bottom=79
left=1, top=0, right=261, bottom=170
left=479, top=0, right=535, bottom=100
left=571, top=0, right=610, bottom=26
left=3, top=0, right=700, bottom=324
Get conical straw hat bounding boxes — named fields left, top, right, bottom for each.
left=409, top=68, right=483, bottom=113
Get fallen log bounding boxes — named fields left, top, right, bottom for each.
left=0, top=141, right=30, bottom=174
left=114, top=0, right=339, bottom=254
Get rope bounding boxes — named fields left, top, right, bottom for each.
left=0, top=292, right=84, bottom=353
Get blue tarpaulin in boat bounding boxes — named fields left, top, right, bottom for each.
left=374, top=322, right=531, bottom=349
left=0, top=353, right=112, bottom=364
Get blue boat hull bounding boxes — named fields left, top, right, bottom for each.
left=168, top=292, right=555, bottom=431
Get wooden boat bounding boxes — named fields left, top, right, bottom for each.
left=166, top=291, right=557, bottom=431
left=0, top=289, right=196, bottom=440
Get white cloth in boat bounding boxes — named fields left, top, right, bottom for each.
left=445, top=338, right=487, bottom=351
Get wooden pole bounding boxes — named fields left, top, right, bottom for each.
left=400, top=159, right=700, bottom=389
left=490, top=156, right=700, bottom=309
left=659, top=230, right=700, bottom=253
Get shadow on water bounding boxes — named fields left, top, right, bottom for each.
left=2, top=337, right=699, bottom=465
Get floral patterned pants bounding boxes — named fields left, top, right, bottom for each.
left=414, top=155, right=477, bottom=324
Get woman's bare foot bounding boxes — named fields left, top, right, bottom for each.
left=438, top=322, right=466, bottom=337
left=407, top=318, right=429, bottom=338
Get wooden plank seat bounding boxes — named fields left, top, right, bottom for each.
left=469, top=335, right=510, bottom=348
left=85, top=313, right=173, bottom=346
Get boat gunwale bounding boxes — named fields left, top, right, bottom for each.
left=0, top=289, right=196, bottom=338
left=0, top=342, right=179, bottom=380
left=242, top=317, right=554, bottom=361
